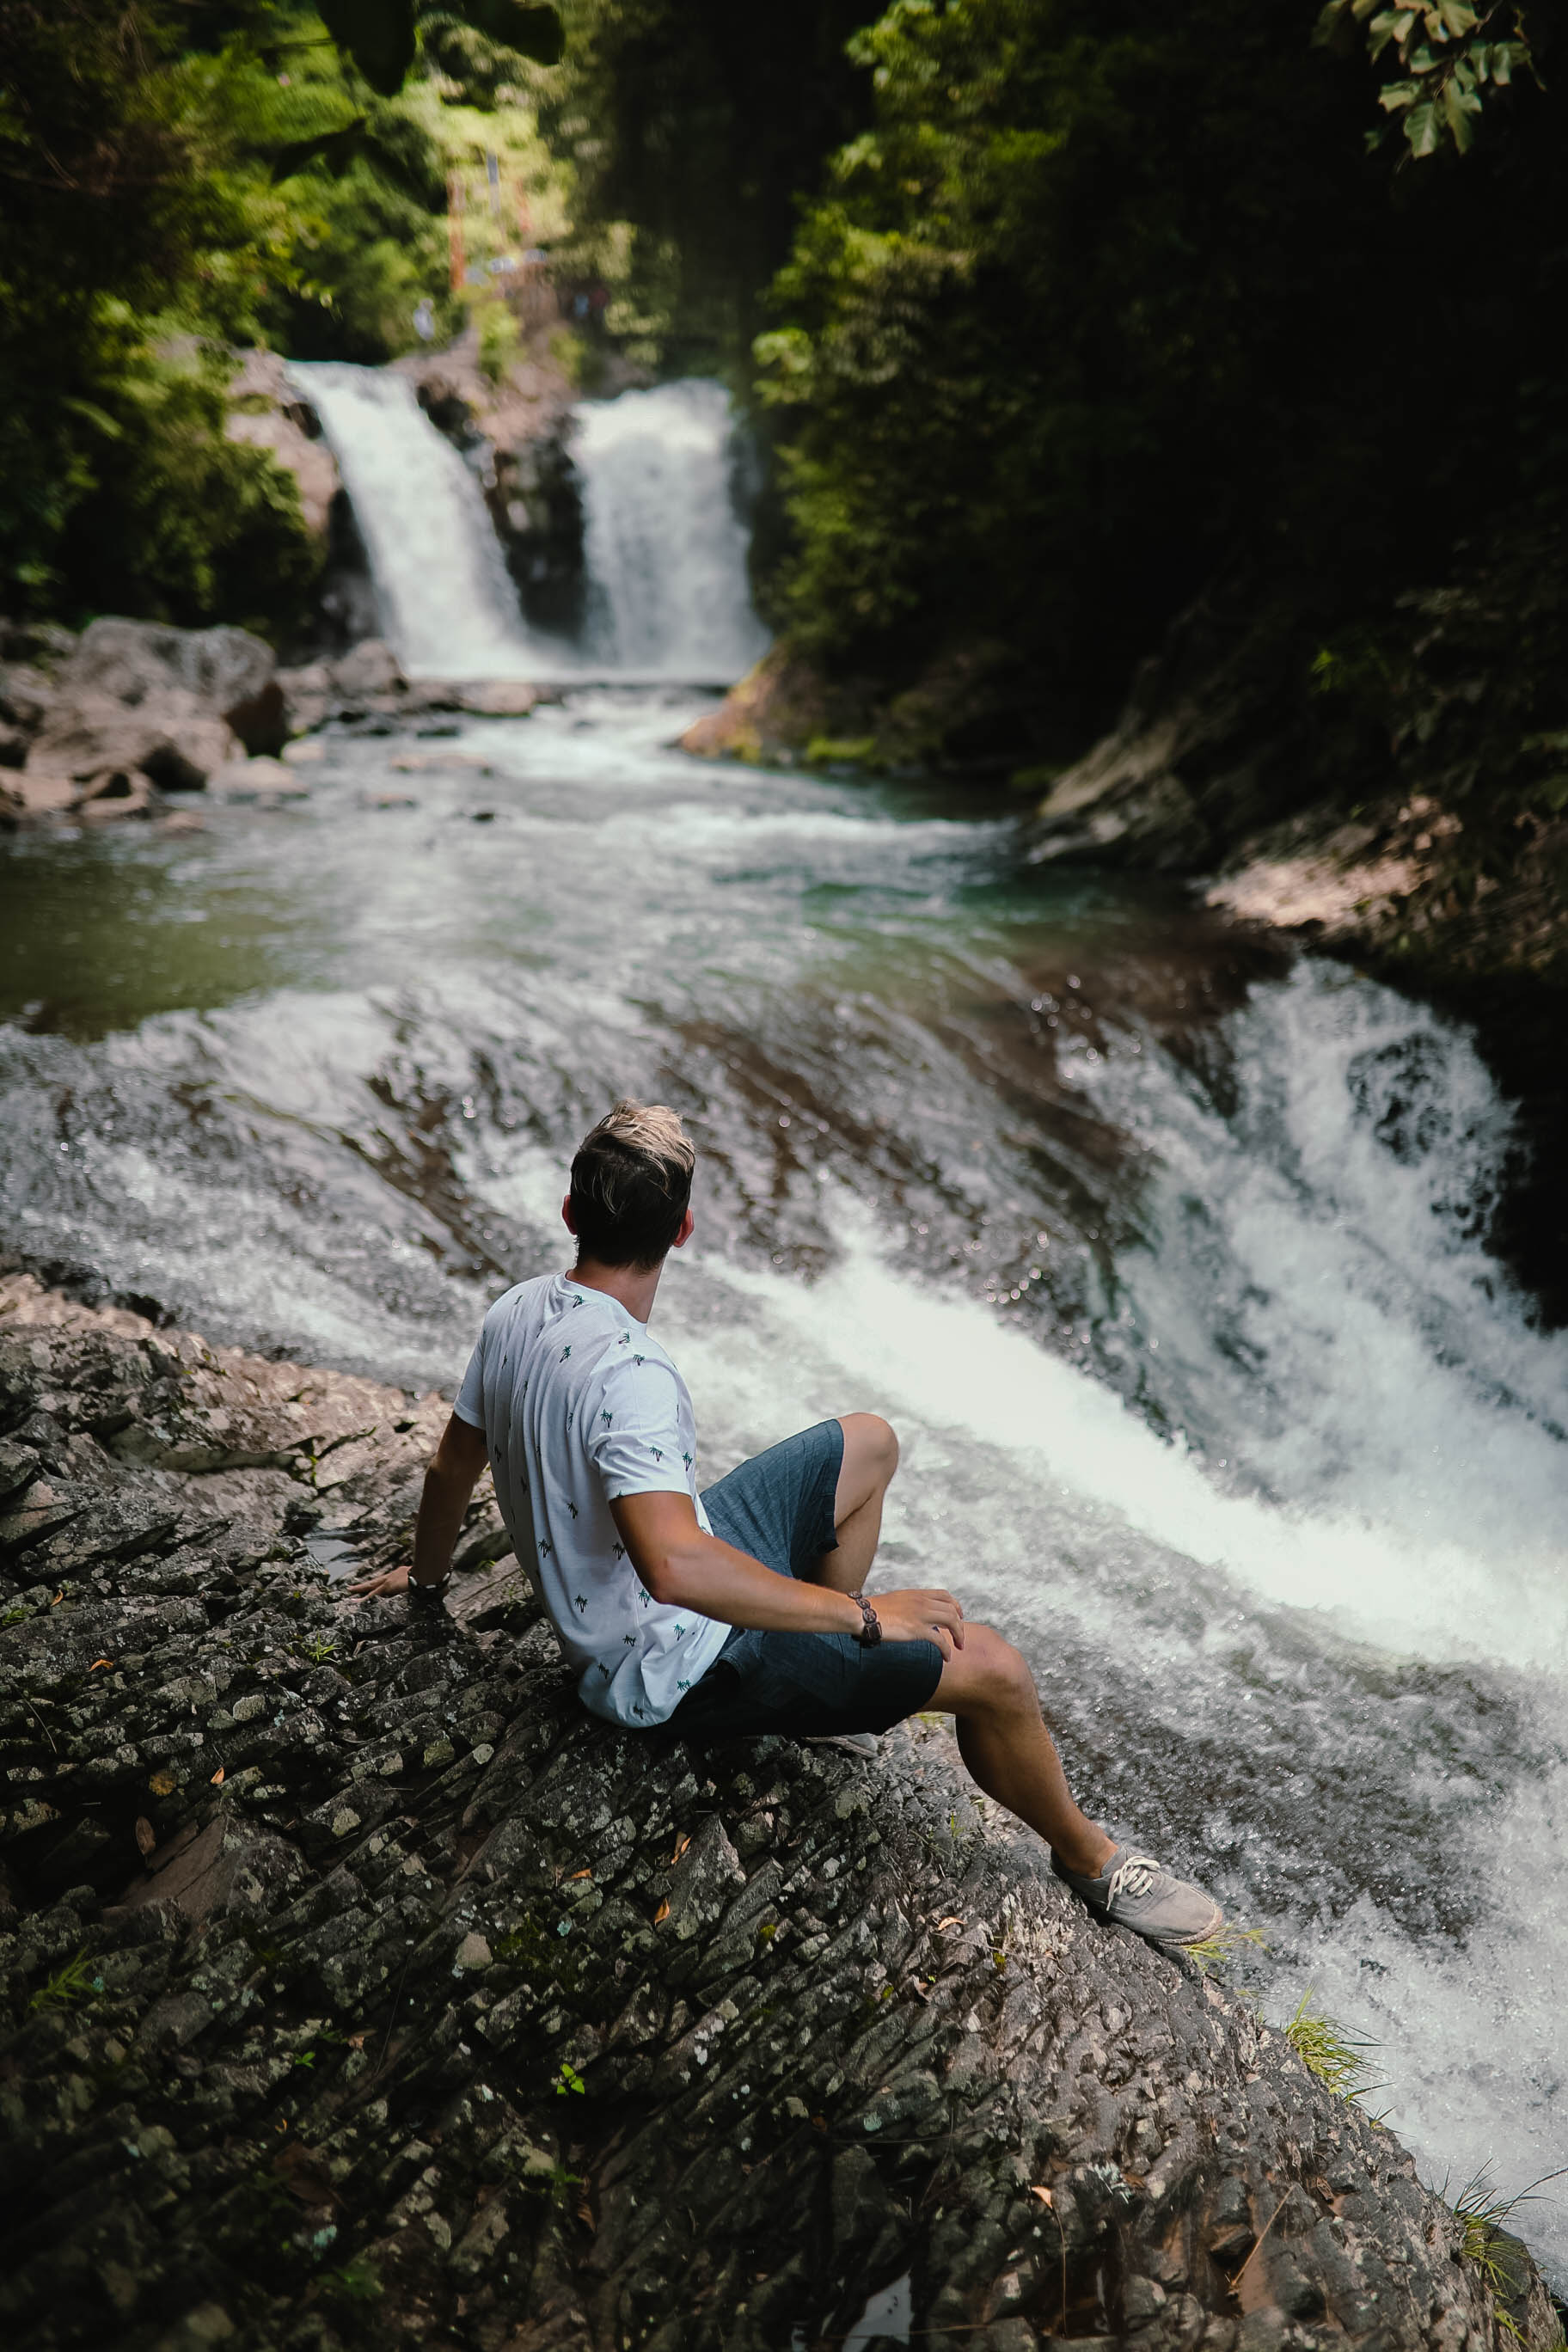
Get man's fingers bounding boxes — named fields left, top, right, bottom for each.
left=347, top=1565, right=407, bottom=1597
left=933, top=1625, right=955, bottom=1661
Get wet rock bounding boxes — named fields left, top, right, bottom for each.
left=7, top=613, right=298, bottom=813
left=0, top=769, right=87, bottom=824
left=206, top=756, right=310, bottom=805
left=61, top=618, right=284, bottom=752
left=331, top=638, right=406, bottom=701
left=224, top=351, right=340, bottom=542
left=0, top=1271, right=1558, bottom=2352
left=75, top=768, right=160, bottom=822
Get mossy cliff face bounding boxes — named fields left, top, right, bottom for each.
left=0, top=1277, right=1557, bottom=2352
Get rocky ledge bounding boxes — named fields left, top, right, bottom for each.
left=1, top=1275, right=1558, bottom=2352
left=0, top=619, right=545, bottom=829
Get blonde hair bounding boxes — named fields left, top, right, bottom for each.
left=593, top=1099, right=695, bottom=1183
left=569, top=1099, right=695, bottom=1266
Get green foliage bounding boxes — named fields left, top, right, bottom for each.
left=552, top=2059, right=585, bottom=2095
left=52, top=340, right=325, bottom=637
left=1283, top=1987, right=1383, bottom=2104
left=1447, top=2167, right=1568, bottom=2343
left=321, top=2253, right=383, bottom=2301
left=536, top=0, right=872, bottom=377
left=1314, top=0, right=1537, bottom=159
left=1179, top=1922, right=1269, bottom=1978
left=0, top=0, right=559, bottom=629
left=28, top=1950, right=103, bottom=2014
left=756, top=0, right=1568, bottom=747
left=476, top=296, right=523, bottom=382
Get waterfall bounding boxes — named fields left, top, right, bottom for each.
left=572, top=379, right=770, bottom=681
left=291, top=363, right=769, bottom=685
left=288, top=361, right=538, bottom=680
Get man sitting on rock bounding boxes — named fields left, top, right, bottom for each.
left=351, top=1101, right=1222, bottom=1946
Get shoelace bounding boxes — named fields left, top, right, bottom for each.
left=1105, top=1853, right=1161, bottom=1907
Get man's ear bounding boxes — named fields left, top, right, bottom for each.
left=561, top=1192, right=577, bottom=1236
left=671, top=1205, right=695, bottom=1251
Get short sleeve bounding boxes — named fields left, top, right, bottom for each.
left=588, top=1357, right=689, bottom=1500
left=452, top=1320, right=488, bottom=1430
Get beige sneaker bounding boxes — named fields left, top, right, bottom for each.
left=1055, top=1842, right=1222, bottom=1945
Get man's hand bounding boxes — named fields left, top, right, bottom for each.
left=340, top=1412, right=488, bottom=1604
left=870, top=1588, right=965, bottom=1658
left=347, top=1562, right=412, bottom=1598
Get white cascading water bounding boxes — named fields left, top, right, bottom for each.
left=289, top=362, right=539, bottom=678
left=291, top=363, right=768, bottom=685
left=573, top=379, right=770, bottom=679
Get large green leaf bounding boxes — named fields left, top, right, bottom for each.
left=450, top=2, right=566, bottom=64
left=318, top=0, right=418, bottom=96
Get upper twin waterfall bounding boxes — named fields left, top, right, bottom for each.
left=290, top=363, right=769, bottom=684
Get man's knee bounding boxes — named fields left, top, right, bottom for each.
left=965, top=1624, right=1037, bottom=1710
left=842, top=1411, right=899, bottom=1485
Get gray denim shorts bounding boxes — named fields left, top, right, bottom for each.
left=669, top=1417, right=944, bottom=1741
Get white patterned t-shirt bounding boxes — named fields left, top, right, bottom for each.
left=452, top=1271, right=728, bottom=1726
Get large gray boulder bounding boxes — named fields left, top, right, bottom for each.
left=58, top=616, right=285, bottom=755
left=12, top=616, right=291, bottom=811
left=0, top=1275, right=1559, bottom=2352
left=25, top=688, right=235, bottom=795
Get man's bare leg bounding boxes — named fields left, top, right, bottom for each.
left=812, top=1411, right=898, bottom=1593
left=934, top=1624, right=1114, bottom=1880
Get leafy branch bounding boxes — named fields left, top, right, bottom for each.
left=1315, top=0, right=1540, bottom=158
left=315, top=0, right=563, bottom=100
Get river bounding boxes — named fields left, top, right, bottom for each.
left=1, top=373, right=1563, bottom=2284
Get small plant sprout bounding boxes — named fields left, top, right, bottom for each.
left=28, top=1950, right=103, bottom=2013
left=303, top=1636, right=337, bottom=1664
left=553, top=2060, right=586, bottom=2097
left=1283, top=1988, right=1383, bottom=2104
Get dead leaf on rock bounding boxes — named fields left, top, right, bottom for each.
left=653, top=1899, right=670, bottom=1926
left=210, top=1767, right=225, bottom=1785
left=89, top=1658, right=114, bottom=1671
left=670, top=1833, right=691, bottom=1865
left=935, top=1915, right=964, bottom=1932
left=273, top=2141, right=340, bottom=2208
left=566, top=1866, right=591, bottom=1882
left=148, top=1769, right=177, bottom=1798
left=1031, top=2186, right=1054, bottom=2207
left=133, top=1816, right=156, bottom=1859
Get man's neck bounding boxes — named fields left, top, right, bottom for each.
left=567, top=1255, right=665, bottom=1325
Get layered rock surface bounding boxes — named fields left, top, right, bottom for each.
left=0, top=1275, right=1556, bottom=2352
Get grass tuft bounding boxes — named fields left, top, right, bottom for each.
left=28, top=1949, right=103, bottom=2013
left=1282, top=1987, right=1384, bottom=2104
left=1181, top=1922, right=1268, bottom=1976
left=1449, top=2165, right=1568, bottom=2344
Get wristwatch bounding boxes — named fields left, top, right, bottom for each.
left=850, top=1592, right=882, bottom=1648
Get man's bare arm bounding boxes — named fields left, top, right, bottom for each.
left=610, top=1491, right=965, bottom=1654
left=347, top=1412, right=490, bottom=1598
